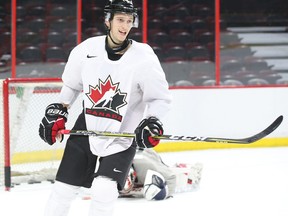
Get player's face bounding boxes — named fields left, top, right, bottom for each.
left=108, top=13, right=134, bottom=44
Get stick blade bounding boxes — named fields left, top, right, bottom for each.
left=205, top=115, right=283, bottom=144
left=244, top=115, right=283, bottom=143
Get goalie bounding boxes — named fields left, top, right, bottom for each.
left=119, top=148, right=203, bottom=200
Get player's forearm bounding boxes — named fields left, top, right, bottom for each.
left=59, top=84, right=81, bottom=108
left=145, top=100, right=171, bottom=121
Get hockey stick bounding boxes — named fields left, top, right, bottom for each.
left=59, top=115, right=283, bottom=144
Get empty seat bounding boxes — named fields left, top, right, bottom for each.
left=150, top=6, right=168, bottom=18
left=190, top=60, right=215, bottom=74
left=19, top=46, right=43, bottom=62
left=173, top=31, right=193, bottom=44
left=220, top=32, right=242, bottom=46
left=259, top=70, right=282, bottom=84
left=162, top=61, right=190, bottom=83
left=49, top=18, right=75, bottom=32
left=24, top=18, right=46, bottom=32
left=152, top=45, right=164, bottom=61
left=150, top=31, right=169, bottom=45
left=65, top=31, right=78, bottom=44
left=206, top=17, right=227, bottom=31
left=276, top=79, right=288, bottom=85
left=26, top=5, right=46, bottom=17
left=192, top=75, right=214, bottom=85
left=0, top=31, right=11, bottom=45
left=165, top=45, right=187, bottom=59
left=174, top=80, right=194, bottom=86
left=247, top=78, right=269, bottom=85
left=47, top=31, right=65, bottom=46
left=221, top=73, right=238, bottom=82
left=236, top=71, right=258, bottom=84
left=221, top=59, right=244, bottom=73
left=204, top=42, right=215, bottom=60
left=0, top=61, right=9, bottom=73
left=17, top=31, right=41, bottom=45
left=187, top=19, right=208, bottom=32
left=243, top=58, right=272, bottom=72
left=166, top=18, right=186, bottom=31
left=45, top=46, right=66, bottom=62
left=198, top=31, right=214, bottom=45
left=174, top=6, right=190, bottom=19
left=194, top=6, right=213, bottom=18
left=223, top=79, right=244, bottom=86
left=187, top=45, right=210, bottom=60
left=84, top=27, right=104, bottom=39
left=221, top=45, right=255, bottom=59
left=63, top=43, right=75, bottom=57
left=16, top=5, right=26, bottom=18
left=148, top=18, right=163, bottom=29
left=130, top=31, right=142, bottom=41
left=50, top=5, right=76, bottom=17
left=202, top=79, right=218, bottom=86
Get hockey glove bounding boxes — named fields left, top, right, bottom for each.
left=39, top=103, right=68, bottom=145
left=134, top=116, right=163, bottom=149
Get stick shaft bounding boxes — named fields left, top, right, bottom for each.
left=59, top=115, right=283, bottom=144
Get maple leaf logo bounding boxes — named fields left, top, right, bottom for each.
left=85, top=76, right=127, bottom=122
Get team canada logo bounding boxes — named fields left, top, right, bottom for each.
left=85, top=76, right=127, bottom=122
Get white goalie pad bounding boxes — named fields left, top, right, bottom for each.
left=119, top=149, right=203, bottom=200
left=172, top=162, right=203, bottom=193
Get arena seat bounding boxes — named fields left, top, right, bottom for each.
left=187, top=45, right=210, bottom=60
left=165, top=45, right=187, bottom=60
left=223, top=79, right=244, bottom=86
left=19, top=46, right=43, bottom=62
left=47, top=31, right=64, bottom=46
left=247, top=78, right=269, bottom=85
left=45, top=46, right=66, bottom=62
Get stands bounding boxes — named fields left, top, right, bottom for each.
left=0, top=0, right=287, bottom=86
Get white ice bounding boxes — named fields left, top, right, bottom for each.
left=1, top=147, right=288, bottom=216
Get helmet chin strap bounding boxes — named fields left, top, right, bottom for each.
left=108, top=31, right=122, bottom=46
left=106, top=31, right=131, bottom=54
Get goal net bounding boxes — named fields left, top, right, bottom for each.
left=0, top=78, right=82, bottom=190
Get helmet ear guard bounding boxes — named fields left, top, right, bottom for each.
left=104, top=0, right=139, bottom=28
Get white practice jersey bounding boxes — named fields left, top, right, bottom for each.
left=60, top=35, right=172, bottom=156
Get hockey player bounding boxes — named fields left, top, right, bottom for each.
left=38, top=0, right=172, bottom=215
left=120, top=148, right=203, bottom=200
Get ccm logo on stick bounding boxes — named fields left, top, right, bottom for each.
left=167, top=136, right=206, bottom=141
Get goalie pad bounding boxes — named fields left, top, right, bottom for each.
left=143, top=170, right=168, bottom=201
left=133, top=149, right=177, bottom=196
left=119, top=149, right=203, bottom=199
left=172, top=162, right=203, bottom=193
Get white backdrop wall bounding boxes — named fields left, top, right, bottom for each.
left=163, top=87, right=288, bottom=139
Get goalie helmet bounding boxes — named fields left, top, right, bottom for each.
left=143, top=170, right=168, bottom=200
left=120, top=165, right=137, bottom=195
left=104, top=0, right=139, bottom=28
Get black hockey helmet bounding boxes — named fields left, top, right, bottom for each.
left=104, top=0, right=139, bottom=28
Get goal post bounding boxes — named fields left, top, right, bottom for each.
left=0, top=78, right=82, bottom=191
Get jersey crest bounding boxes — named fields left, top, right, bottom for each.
left=85, top=75, right=127, bottom=122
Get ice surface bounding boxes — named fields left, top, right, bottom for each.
left=1, top=147, right=288, bottom=216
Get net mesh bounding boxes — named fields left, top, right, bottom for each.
left=0, top=79, right=82, bottom=187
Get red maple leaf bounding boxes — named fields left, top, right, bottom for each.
left=87, top=77, right=117, bottom=104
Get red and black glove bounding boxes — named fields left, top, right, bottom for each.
left=134, top=116, right=163, bottom=149
left=39, top=103, right=68, bottom=145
